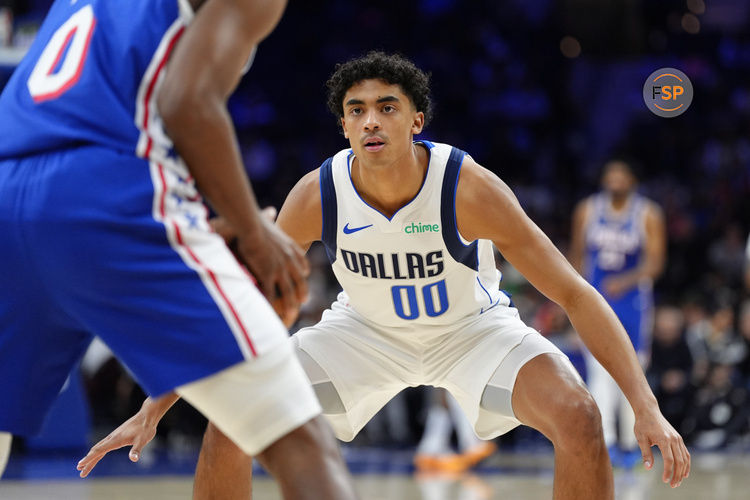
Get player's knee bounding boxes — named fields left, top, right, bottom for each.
left=551, top=390, right=604, bottom=452
left=265, top=415, right=341, bottom=464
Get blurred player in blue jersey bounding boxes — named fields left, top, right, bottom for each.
left=84, top=52, right=689, bottom=499
left=0, top=1, right=357, bottom=497
left=570, top=159, right=667, bottom=467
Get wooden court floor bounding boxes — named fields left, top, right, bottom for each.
left=1, top=452, right=748, bottom=500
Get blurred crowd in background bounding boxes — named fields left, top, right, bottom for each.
left=2, top=0, right=749, bottom=456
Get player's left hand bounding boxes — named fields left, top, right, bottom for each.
left=211, top=210, right=302, bottom=328
left=76, top=405, right=157, bottom=478
left=634, top=408, right=690, bottom=488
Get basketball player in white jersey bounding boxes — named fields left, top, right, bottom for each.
left=80, top=52, right=689, bottom=498
left=570, top=160, right=666, bottom=467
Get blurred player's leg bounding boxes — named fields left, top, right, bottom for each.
left=0, top=432, right=11, bottom=478
left=584, top=352, right=619, bottom=455
left=618, top=392, right=640, bottom=467
left=415, top=390, right=453, bottom=471
left=446, top=393, right=496, bottom=469
left=193, top=423, right=253, bottom=499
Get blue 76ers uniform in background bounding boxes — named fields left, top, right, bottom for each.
left=0, top=0, right=288, bottom=436
left=582, top=191, right=652, bottom=453
left=584, top=193, right=652, bottom=354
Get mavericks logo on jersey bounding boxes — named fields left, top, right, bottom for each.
left=404, top=221, right=440, bottom=234
left=340, top=249, right=444, bottom=279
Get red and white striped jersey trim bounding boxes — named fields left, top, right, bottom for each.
left=134, top=18, right=184, bottom=162
left=149, top=160, right=260, bottom=359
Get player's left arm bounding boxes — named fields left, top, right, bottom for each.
left=603, top=201, right=666, bottom=298
left=455, top=156, right=689, bottom=486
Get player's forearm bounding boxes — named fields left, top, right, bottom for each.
left=141, top=392, right=180, bottom=427
left=161, top=97, right=264, bottom=239
left=157, top=0, right=288, bottom=239
left=566, top=285, right=659, bottom=413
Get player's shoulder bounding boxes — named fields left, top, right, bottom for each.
left=638, top=195, right=664, bottom=221
left=573, top=194, right=597, bottom=222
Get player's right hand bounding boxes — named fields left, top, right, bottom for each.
left=76, top=407, right=157, bottom=478
left=235, top=209, right=310, bottom=322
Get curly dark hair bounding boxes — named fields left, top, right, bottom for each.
left=326, top=51, right=434, bottom=130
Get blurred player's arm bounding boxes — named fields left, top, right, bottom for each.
left=568, top=198, right=590, bottom=274
left=455, top=157, right=689, bottom=487
left=157, top=0, right=309, bottom=316
left=603, top=202, right=666, bottom=297
left=77, top=393, right=179, bottom=478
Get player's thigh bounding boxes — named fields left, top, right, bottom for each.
left=177, top=339, right=321, bottom=456
left=511, top=350, right=601, bottom=442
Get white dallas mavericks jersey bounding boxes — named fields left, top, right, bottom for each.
left=319, top=141, right=511, bottom=328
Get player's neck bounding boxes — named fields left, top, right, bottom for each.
left=608, top=192, right=632, bottom=212
left=351, top=144, right=428, bottom=218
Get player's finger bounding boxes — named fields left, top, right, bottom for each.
left=674, top=438, right=690, bottom=484
left=660, top=439, right=675, bottom=484
left=277, top=272, right=298, bottom=316
left=261, top=206, right=278, bottom=222
left=209, top=217, right=236, bottom=243
left=637, top=437, right=653, bottom=470
left=684, top=441, right=691, bottom=478
left=77, top=435, right=126, bottom=468
left=77, top=449, right=107, bottom=478
left=671, top=438, right=687, bottom=488
left=286, top=252, right=309, bottom=305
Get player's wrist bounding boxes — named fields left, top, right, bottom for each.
left=630, top=392, right=660, bottom=417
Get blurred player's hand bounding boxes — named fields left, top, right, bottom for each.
left=602, top=274, right=632, bottom=299
left=76, top=399, right=160, bottom=478
left=211, top=208, right=309, bottom=327
left=634, top=407, right=690, bottom=488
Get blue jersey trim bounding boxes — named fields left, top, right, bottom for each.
left=477, top=276, right=501, bottom=312
left=346, top=141, right=433, bottom=222
left=440, top=147, right=478, bottom=271
left=319, top=157, right=337, bottom=263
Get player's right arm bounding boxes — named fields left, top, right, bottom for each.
left=275, top=169, right=324, bottom=252
left=157, top=0, right=309, bottom=316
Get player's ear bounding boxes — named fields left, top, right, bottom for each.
left=411, top=111, right=424, bottom=135
left=341, top=117, right=349, bottom=139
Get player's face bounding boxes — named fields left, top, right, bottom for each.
left=340, top=79, right=424, bottom=164
left=602, top=162, right=635, bottom=198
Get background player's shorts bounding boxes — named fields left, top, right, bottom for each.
left=293, top=295, right=565, bottom=442
left=609, top=287, right=653, bottom=359
left=0, top=146, right=290, bottom=436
